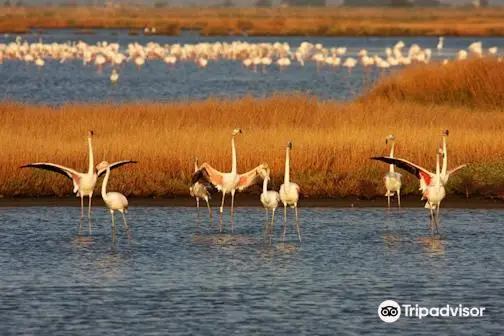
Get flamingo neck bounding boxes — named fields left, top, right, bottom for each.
left=389, top=142, right=395, bottom=173
left=194, top=159, right=199, bottom=173
left=284, top=147, right=290, bottom=185
left=88, top=136, right=94, bottom=174
left=231, top=136, right=237, bottom=174
left=263, top=177, right=268, bottom=194
left=442, top=136, right=448, bottom=176
left=101, top=167, right=110, bottom=199
left=435, top=153, right=441, bottom=185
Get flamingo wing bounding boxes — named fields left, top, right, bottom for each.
left=371, top=156, right=434, bottom=185
left=191, top=163, right=224, bottom=187
left=237, top=167, right=262, bottom=191
left=20, top=163, right=80, bottom=181
left=448, top=164, right=468, bottom=176
left=97, top=160, right=137, bottom=178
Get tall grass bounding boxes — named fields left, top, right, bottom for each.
left=2, top=6, right=504, bottom=36
left=362, top=59, right=504, bottom=109
left=2, top=91, right=504, bottom=198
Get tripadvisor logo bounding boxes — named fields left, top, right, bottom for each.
left=378, top=300, right=486, bottom=323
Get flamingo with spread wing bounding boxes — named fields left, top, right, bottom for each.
left=191, top=128, right=269, bottom=232
left=21, top=131, right=136, bottom=234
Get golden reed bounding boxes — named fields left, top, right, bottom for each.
left=2, top=6, right=504, bottom=36
left=3, top=60, right=504, bottom=199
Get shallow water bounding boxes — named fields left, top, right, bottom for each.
left=0, top=206, right=502, bottom=335
left=1, top=32, right=504, bottom=104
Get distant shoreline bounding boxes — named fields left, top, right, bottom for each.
left=1, top=195, right=503, bottom=209
left=2, top=7, right=504, bottom=36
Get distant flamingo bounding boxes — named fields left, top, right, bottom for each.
left=191, top=129, right=269, bottom=231
left=21, top=131, right=136, bottom=234
left=279, top=142, right=301, bottom=242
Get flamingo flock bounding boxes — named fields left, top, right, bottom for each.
left=17, top=127, right=471, bottom=243
left=372, top=130, right=468, bottom=237
left=191, top=130, right=301, bottom=243
left=0, top=37, right=501, bottom=84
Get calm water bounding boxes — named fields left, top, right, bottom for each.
left=1, top=31, right=504, bottom=104
left=0, top=206, right=502, bottom=335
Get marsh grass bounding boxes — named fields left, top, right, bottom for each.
left=362, top=59, right=504, bottom=109
left=2, top=6, right=504, bottom=36
left=2, top=90, right=504, bottom=198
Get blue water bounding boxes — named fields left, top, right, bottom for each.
left=0, top=206, right=502, bottom=335
left=1, top=31, right=504, bottom=104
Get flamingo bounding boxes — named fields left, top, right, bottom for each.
left=21, top=131, right=137, bottom=234
left=279, top=142, right=301, bottom=242
left=110, top=69, right=119, bottom=83
left=189, top=157, right=213, bottom=218
left=371, top=150, right=446, bottom=236
left=191, top=128, right=269, bottom=232
left=383, top=135, right=402, bottom=208
left=437, top=37, right=444, bottom=52
left=97, top=160, right=136, bottom=240
left=260, top=171, right=279, bottom=243
left=440, top=130, right=468, bottom=186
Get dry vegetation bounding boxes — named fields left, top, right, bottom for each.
left=2, top=6, right=504, bottom=36
left=362, top=58, right=504, bottom=109
left=3, top=59, right=504, bottom=199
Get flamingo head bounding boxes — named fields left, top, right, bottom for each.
left=287, top=142, right=293, bottom=149
left=385, top=134, right=395, bottom=144
left=88, top=130, right=94, bottom=138
left=232, top=128, right=242, bottom=136
left=96, top=161, right=109, bottom=171
left=258, top=164, right=270, bottom=179
left=443, top=129, right=449, bottom=136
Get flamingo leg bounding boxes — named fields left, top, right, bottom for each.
left=282, top=203, right=287, bottom=241
left=79, top=195, right=84, bottom=234
left=436, top=203, right=441, bottom=236
left=429, top=205, right=435, bottom=237
left=121, top=212, right=132, bottom=241
left=88, top=194, right=93, bottom=235
left=387, top=192, right=391, bottom=208
left=196, top=197, right=200, bottom=215
left=111, top=210, right=116, bottom=242
left=219, top=192, right=225, bottom=232
left=264, top=208, right=269, bottom=241
left=205, top=197, right=212, bottom=219
left=295, top=204, right=301, bottom=242
left=270, top=208, right=276, bottom=245
left=230, top=190, right=236, bottom=233
left=397, top=189, right=401, bottom=208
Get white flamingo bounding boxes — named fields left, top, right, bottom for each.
left=191, top=128, right=269, bottom=231
left=260, top=172, right=279, bottom=243
left=189, top=158, right=213, bottom=218
left=110, top=69, right=119, bottom=83
left=279, top=142, right=301, bottom=242
left=437, top=37, right=444, bottom=51
left=21, top=131, right=136, bottom=234
left=97, top=160, right=135, bottom=240
left=371, top=148, right=460, bottom=236
left=383, top=135, right=402, bottom=208
left=424, top=149, right=445, bottom=236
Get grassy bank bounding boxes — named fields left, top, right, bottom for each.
left=2, top=6, right=504, bottom=36
left=3, top=59, right=504, bottom=199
